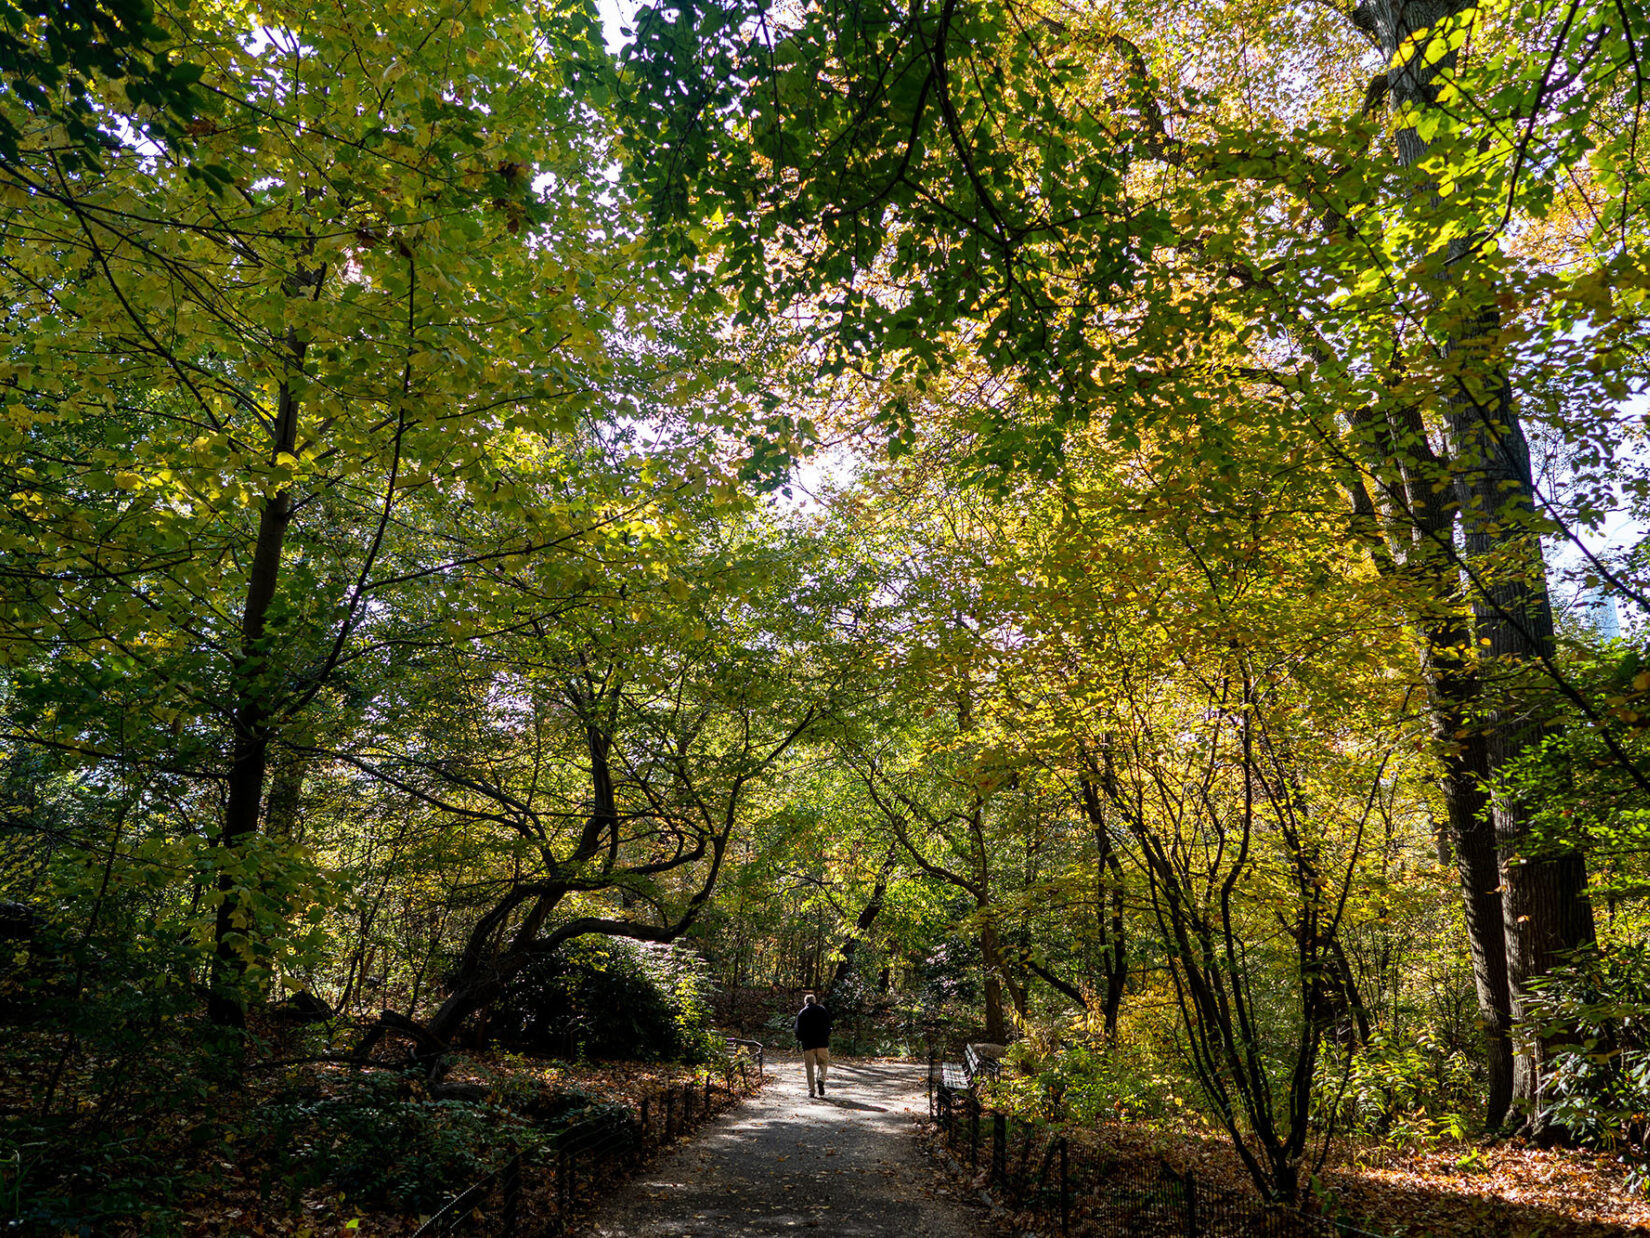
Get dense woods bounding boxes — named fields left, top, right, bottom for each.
left=2, top=0, right=1648, bottom=1230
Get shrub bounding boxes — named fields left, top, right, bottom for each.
left=990, top=1037, right=1204, bottom=1126
left=542, top=1096, right=643, bottom=1162
left=1524, top=943, right=1650, bottom=1181
left=0, top=910, right=236, bottom=1234
left=252, top=1074, right=533, bottom=1212
left=1329, top=1028, right=1478, bottom=1144
left=491, top=938, right=718, bottom=1062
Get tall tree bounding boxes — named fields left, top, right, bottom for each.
left=0, top=0, right=738, bottom=1024
left=335, top=518, right=845, bottom=1052
left=626, top=0, right=1648, bottom=1131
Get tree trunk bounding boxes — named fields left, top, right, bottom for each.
left=1078, top=773, right=1129, bottom=1042
left=207, top=374, right=302, bottom=1028
left=1425, top=608, right=1517, bottom=1128
left=981, top=967, right=1007, bottom=1043
left=1448, top=359, right=1597, bottom=1134
left=1352, top=413, right=1515, bottom=1124
left=425, top=957, right=525, bottom=1048
left=979, top=915, right=1013, bottom=1042
left=1346, top=0, right=1597, bottom=1128
left=822, top=847, right=896, bottom=1002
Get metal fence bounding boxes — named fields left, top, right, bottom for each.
left=725, top=1036, right=764, bottom=1075
left=414, top=1041, right=767, bottom=1237
left=929, top=1065, right=1386, bottom=1238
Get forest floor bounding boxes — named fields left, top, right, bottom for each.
left=1326, top=1138, right=1648, bottom=1236
left=13, top=1016, right=1646, bottom=1237
left=917, top=1113, right=1650, bottom=1237
left=3, top=1019, right=758, bottom=1237
left=576, top=1054, right=985, bottom=1238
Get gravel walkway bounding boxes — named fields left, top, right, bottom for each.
left=578, top=1057, right=984, bottom=1237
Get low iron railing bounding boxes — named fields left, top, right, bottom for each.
left=725, top=1036, right=764, bottom=1075
left=414, top=1045, right=766, bottom=1237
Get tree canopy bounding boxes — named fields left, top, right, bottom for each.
left=2, top=0, right=1649, bottom=1228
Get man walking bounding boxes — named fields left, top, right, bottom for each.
left=794, top=993, right=833, bottom=1097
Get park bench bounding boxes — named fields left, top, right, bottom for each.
left=934, top=1041, right=1006, bottom=1107
left=965, top=1042, right=1005, bottom=1083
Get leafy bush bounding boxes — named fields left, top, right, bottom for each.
left=491, top=938, right=719, bottom=1062
left=543, top=1096, right=643, bottom=1165
left=0, top=903, right=238, bottom=1234
left=1330, top=1028, right=1479, bottom=1144
left=992, top=1038, right=1204, bottom=1126
left=1524, top=944, right=1650, bottom=1180
left=252, top=1074, right=533, bottom=1212
left=4, top=1117, right=206, bottom=1235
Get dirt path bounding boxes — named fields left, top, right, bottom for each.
left=578, top=1057, right=984, bottom=1237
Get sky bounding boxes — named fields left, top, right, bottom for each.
left=597, top=0, right=640, bottom=52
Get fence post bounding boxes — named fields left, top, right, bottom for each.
left=683, top=1080, right=693, bottom=1126
left=993, top=1113, right=1007, bottom=1188
left=665, top=1088, right=675, bottom=1141
left=1059, top=1137, right=1069, bottom=1237
left=558, top=1144, right=570, bottom=1216
left=641, top=1096, right=650, bottom=1147
left=501, top=1152, right=521, bottom=1238
left=970, top=1101, right=980, bottom=1169
left=706, top=1072, right=713, bottom=1110
left=1183, top=1169, right=1197, bottom=1238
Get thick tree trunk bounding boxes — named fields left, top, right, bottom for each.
left=1447, top=359, right=1597, bottom=1134
left=1425, top=612, right=1517, bottom=1128
left=979, top=914, right=1005, bottom=1042
left=1353, top=408, right=1515, bottom=1126
left=1348, top=0, right=1599, bottom=1129
left=425, top=956, right=526, bottom=1048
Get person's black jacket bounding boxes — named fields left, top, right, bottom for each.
left=794, top=1003, right=832, bottom=1050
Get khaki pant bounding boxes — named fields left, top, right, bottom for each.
left=803, top=1047, right=830, bottom=1091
